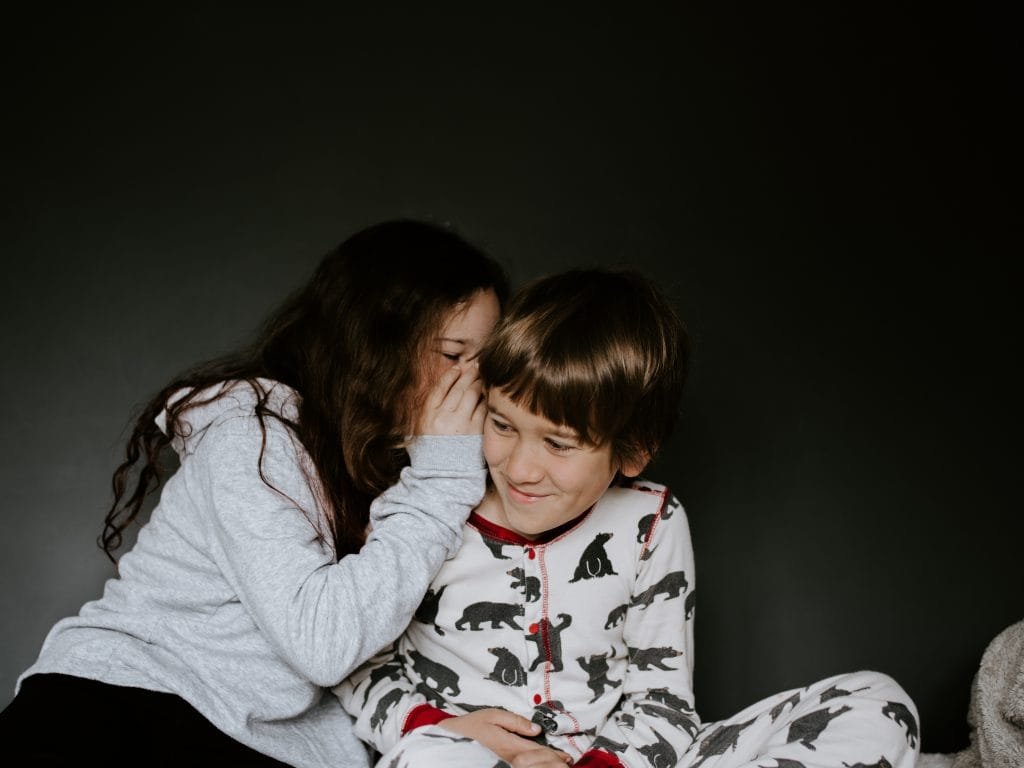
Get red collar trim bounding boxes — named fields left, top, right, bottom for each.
left=468, top=507, right=592, bottom=546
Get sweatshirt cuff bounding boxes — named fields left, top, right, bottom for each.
left=575, top=750, right=625, bottom=768
left=406, top=435, right=485, bottom=471
left=402, top=704, right=456, bottom=734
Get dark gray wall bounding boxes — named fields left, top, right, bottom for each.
left=2, top=6, right=1016, bottom=754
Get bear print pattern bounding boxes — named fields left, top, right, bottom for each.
left=346, top=480, right=695, bottom=765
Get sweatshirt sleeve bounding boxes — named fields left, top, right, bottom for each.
left=187, top=415, right=486, bottom=687
left=579, top=493, right=699, bottom=768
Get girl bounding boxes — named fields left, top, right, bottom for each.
left=0, top=219, right=536, bottom=767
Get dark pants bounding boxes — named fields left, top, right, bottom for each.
left=0, top=673, right=292, bottom=766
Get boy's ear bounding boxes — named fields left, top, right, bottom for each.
left=619, top=451, right=651, bottom=479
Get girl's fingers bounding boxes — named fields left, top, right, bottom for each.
left=439, top=364, right=482, bottom=416
left=453, top=376, right=484, bottom=418
left=468, top=389, right=487, bottom=430
left=446, top=362, right=481, bottom=403
left=426, top=364, right=464, bottom=410
left=418, top=362, right=484, bottom=435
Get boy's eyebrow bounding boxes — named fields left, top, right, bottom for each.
left=548, top=427, right=581, bottom=440
left=486, top=404, right=581, bottom=440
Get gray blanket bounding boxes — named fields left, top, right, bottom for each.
left=951, top=619, right=1024, bottom=768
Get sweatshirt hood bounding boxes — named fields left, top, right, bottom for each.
left=155, top=378, right=299, bottom=457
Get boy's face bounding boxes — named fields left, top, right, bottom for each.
left=482, top=388, right=646, bottom=539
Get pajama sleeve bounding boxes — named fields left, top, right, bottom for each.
left=334, top=640, right=439, bottom=756
left=578, top=493, right=699, bottom=768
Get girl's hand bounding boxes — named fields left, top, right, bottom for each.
left=438, top=709, right=571, bottom=764
left=416, top=363, right=485, bottom=437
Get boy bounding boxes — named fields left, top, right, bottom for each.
left=337, top=269, right=919, bottom=768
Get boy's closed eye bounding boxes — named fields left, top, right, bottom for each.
left=487, top=415, right=581, bottom=454
left=488, top=416, right=514, bottom=433
left=544, top=438, right=576, bottom=453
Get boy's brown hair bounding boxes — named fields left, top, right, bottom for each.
left=478, top=268, right=689, bottom=469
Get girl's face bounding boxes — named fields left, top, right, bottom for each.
left=409, top=288, right=501, bottom=426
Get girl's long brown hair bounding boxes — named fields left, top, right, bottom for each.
left=100, top=219, right=508, bottom=563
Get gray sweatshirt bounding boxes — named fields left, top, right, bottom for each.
left=17, top=379, right=486, bottom=767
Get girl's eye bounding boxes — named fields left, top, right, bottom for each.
left=489, top=419, right=512, bottom=433
left=442, top=353, right=461, bottom=362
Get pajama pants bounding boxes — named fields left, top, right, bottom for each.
left=374, top=670, right=920, bottom=768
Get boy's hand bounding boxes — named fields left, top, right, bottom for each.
left=416, top=363, right=485, bottom=437
left=510, top=746, right=575, bottom=767
left=438, top=709, right=572, bottom=764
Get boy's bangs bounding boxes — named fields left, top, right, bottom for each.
left=487, top=349, right=632, bottom=448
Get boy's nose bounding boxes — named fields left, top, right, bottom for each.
left=504, top=440, right=545, bottom=484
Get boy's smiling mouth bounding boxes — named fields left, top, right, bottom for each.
left=505, top=481, right=550, bottom=504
